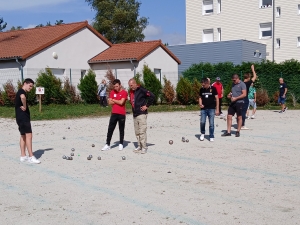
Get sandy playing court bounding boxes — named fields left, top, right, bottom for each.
left=0, top=110, right=299, bottom=225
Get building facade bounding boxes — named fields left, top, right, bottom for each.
left=186, top=0, right=300, bottom=62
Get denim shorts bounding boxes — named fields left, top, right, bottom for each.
left=248, top=99, right=257, bottom=109
left=278, top=96, right=286, bottom=104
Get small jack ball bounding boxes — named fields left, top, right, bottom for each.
left=97, top=156, right=101, bottom=160
left=71, top=148, right=75, bottom=151
left=169, top=140, right=173, bottom=145
left=92, top=144, right=95, bottom=147
left=70, top=153, right=74, bottom=156
left=186, top=139, right=189, bottom=143
left=122, top=156, right=126, bottom=160
left=87, top=157, right=91, bottom=160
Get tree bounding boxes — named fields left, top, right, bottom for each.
left=46, top=21, right=51, bottom=26
left=55, top=20, right=64, bottom=25
left=36, top=24, right=44, bottom=28
left=0, top=16, right=7, bottom=31
left=142, top=64, right=162, bottom=104
left=10, top=26, right=23, bottom=31
left=162, top=76, right=175, bottom=105
left=77, top=69, right=98, bottom=104
left=86, top=0, right=149, bottom=43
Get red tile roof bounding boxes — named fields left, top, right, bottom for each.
left=89, top=40, right=181, bottom=64
left=0, top=21, right=112, bottom=60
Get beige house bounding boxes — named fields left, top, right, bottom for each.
left=186, top=0, right=300, bottom=62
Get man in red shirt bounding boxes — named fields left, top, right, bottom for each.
left=101, top=79, right=128, bottom=151
left=212, top=77, right=224, bottom=116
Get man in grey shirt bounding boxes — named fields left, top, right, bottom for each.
left=98, top=79, right=107, bottom=107
left=222, top=74, right=246, bottom=137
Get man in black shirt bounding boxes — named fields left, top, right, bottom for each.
left=278, top=78, right=288, bottom=113
left=241, top=65, right=257, bottom=130
left=199, top=78, right=219, bottom=142
left=15, top=78, right=40, bottom=164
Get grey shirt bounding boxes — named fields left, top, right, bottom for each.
left=231, top=81, right=246, bottom=103
left=98, top=84, right=107, bottom=97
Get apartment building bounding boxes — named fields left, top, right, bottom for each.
left=186, top=0, right=300, bottom=62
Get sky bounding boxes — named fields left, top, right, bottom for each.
left=0, top=0, right=186, bottom=45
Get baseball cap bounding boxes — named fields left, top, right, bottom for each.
left=216, top=77, right=221, bottom=81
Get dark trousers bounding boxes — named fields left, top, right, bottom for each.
left=106, top=114, right=126, bottom=145
left=100, top=96, right=107, bottom=107
left=242, top=98, right=249, bottom=126
left=219, top=98, right=223, bottom=114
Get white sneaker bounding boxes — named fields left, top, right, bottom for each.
left=251, top=115, right=255, bottom=119
left=119, top=144, right=123, bottom=151
left=210, top=138, right=214, bottom=142
left=28, top=156, right=40, bottom=164
left=133, top=147, right=141, bottom=153
left=20, top=156, right=28, bottom=162
left=241, top=126, right=249, bottom=130
left=200, top=134, right=205, bottom=141
left=101, top=144, right=111, bottom=151
left=141, top=148, right=147, bottom=154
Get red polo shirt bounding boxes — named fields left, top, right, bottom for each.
left=109, top=89, right=128, bottom=115
left=212, top=82, right=223, bottom=98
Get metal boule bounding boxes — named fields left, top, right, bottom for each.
left=70, top=153, right=74, bottom=156
left=186, top=139, right=189, bottom=143
left=62, top=155, right=66, bottom=159
left=92, top=144, right=95, bottom=147
left=122, top=156, right=126, bottom=160
left=97, top=156, right=101, bottom=160
left=169, top=140, right=173, bottom=145
left=71, top=148, right=75, bottom=151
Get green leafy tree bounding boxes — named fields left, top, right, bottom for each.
left=0, top=17, right=7, bottom=31
left=10, top=26, right=23, bottom=31
left=77, top=69, right=98, bottom=104
left=46, top=21, right=51, bottom=26
left=36, top=24, right=44, bottom=28
left=142, top=65, right=161, bottom=104
left=133, top=72, right=144, bottom=86
left=86, top=0, right=149, bottom=43
left=191, top=78, right=202, bottom=104
left=55, top=20, right=64, bottom=25
left=176, top=76, right=193, bottom=105
left=36, top=68, right=66, bottom=105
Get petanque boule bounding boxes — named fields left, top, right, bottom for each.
left=92, top=144, right=95, bottom=147
left=87, top=157, right=91, bottom=160
left=122, top=156, right=126, bottom=160
left=71, top=148, right=75, bottom=151
left=169, top=140, right=173, bottom=145
left=63, top=137, right=66, bottom=140
left=69, top=157, right=73, bottom=160
left=186, top=139, right=189, bottom=143
left=89, top=155, right=93, bottom=158
left=182, top=137, right=185, bottom=142
left=62, top=155, right=66, bottom=159
left=97, top=156, right=101, bottom=160
left=68, top=127, right=70, bottom=129
left=70, top=153, right=74, bottom=156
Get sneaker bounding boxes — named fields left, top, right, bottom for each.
left=200, top=134, right=205, bottom=141
left=247, top=116, right=250, bottom=120
left=241, top=126, right=249, bottom=130
left=251, top=115, right=255, bottom=119
left=118, top=144, right=123, bottom=151
left=28, top=156, right=41, bottom=164
left=284, top=107, right=288, bottom=111
left=279, top=110, right=283, bottom=113
left=133, top=147, right=141, bottom=153
left=210, top=138, right=214, bottom=142
left=221, top=132, right=231, bottom=137
left=235, top=131, right=240, bottom=137
left=20, top=156, right=28, bottom=162
left=101, top=144, right=111, bottom=151
left=141, top=148, right=147, bottom=154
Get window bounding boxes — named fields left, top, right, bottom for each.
left=260, top=0, right=272, bottom=8
left=81, top=70, right=86, bottom=79
left=276, top=38, right=281, bottom=48
left=154, top=69, right=161, bottom=83
left=259, top=22, right=272, bottom=39
left=276, top=7, right=281, bottom=17
left=254, top=52, right=258, bottom=57
left=203, top=29, right=214, bottom=42
left=217, top=28, right=221, bottom=41
left=259, top=53, right=262, bottom=58
left=298, top=37, right=300, bottom=47
left=298, top=4, right=300, bottom=15
left=217, top=0, right=221, bottom=13
left=203, top=0, right=213, bottom=15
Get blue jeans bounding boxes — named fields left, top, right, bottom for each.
left=200, top=109, right=215, bottom=138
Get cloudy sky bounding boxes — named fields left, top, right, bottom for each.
left=0, top=0, right=186, bottom=45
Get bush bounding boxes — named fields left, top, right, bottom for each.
left=176, top=76, right=192, bottom=105
left=36, top=68, right=66, bottom=105
left=223, top=82, right=232, bottom=105
left=17, top=80, right=37, bottom=106
left=63, top=78, right=81, bottom=104
left=105, top=69, right=116, bottom=94
left=256, top=88, right=270, bottom=106
left=142, top=65, right=162, bottom=104
left=272, top=91, right=279, bottom=103
left=0, top=90, right=4, bottom=106
left=161, top=76, right=175, bottom=105
left=191, top=78, right=202, bottom=104
left=1, top=80, right=17, bottom=106
left=78, top=69, right=98, bottom=104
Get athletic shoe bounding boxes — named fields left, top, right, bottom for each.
left=251, top=115, right=255, bottom=119
left=200, top=134, right=205, bottom=141
left=20, top=156, right=28, bottom=162
left=241, top=126, right=249, bottom=130
left=279, top=110, right=283, bottom=113
left=118, top=144, right=123, bottom=151
left=210, top=138, right=214, bottom=142
left=221, top=132, right=231, bottom=137
left=235, top=131, right=240, bottom=137
left=133, top=147, right=141, bottom=153
left=141, top=148, right=147, bottom=154
left=101, top=144, right=111, bottom=151
left=28, top=156, right=41, bottom=164
left=247, top=116, right=250, bottom=119
left=283, top=107, right=288, bottom=112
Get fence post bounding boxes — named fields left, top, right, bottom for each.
left=69, top=68, right=72, bottom=85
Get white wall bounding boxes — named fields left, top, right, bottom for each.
left=25, top=27, right=110, bottom=71
left=186, top=0, right=300, bottom=62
